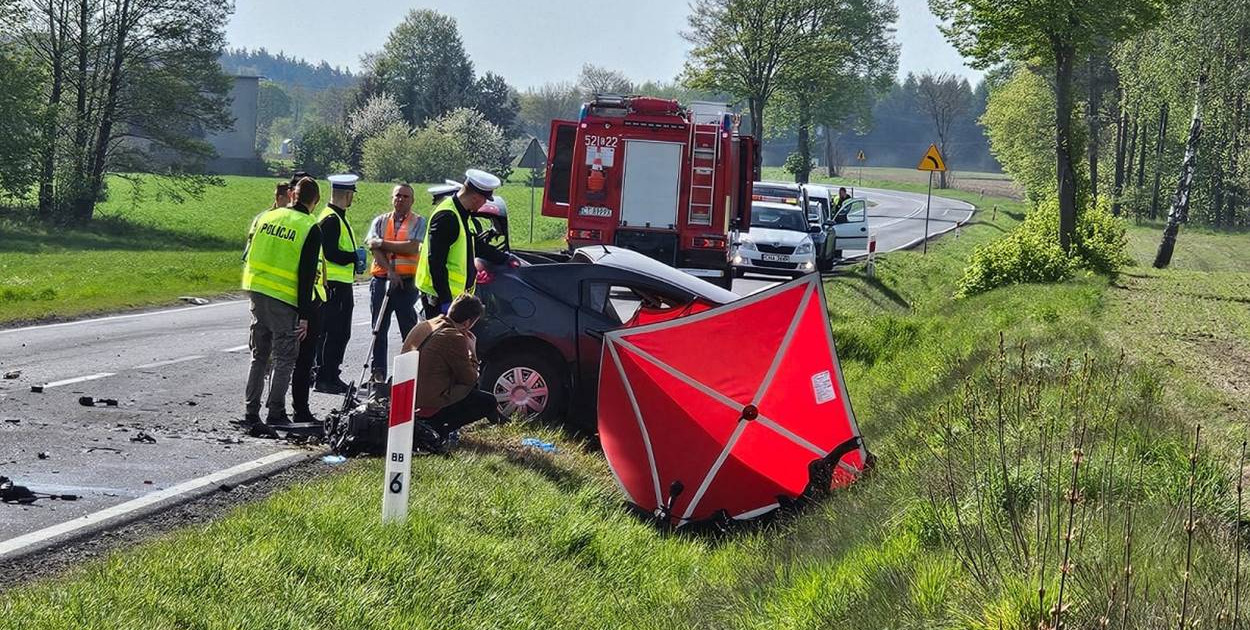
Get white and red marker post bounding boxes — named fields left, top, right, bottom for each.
left=382, top=351, right=419, bottom=523
left=866, top=235, right=878, bottom=278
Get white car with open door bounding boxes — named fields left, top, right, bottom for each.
left=830, top=196, right=870, bottom=256
left=730, top=202, right=819, bottom=278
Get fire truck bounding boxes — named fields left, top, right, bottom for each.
left=540, top=96, right=756, bottom=288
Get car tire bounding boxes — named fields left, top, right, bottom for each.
left=732, top=268, right=744, bottom=279
left=480, top=349, right=568, bottom=426
left=817, top=255, right=834, bottom=272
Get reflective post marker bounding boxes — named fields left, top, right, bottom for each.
left=382, top=351, right=419, bottom=523
left=866, top=235, right=877, bottom=278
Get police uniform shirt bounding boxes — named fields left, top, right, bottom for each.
left=319, top=204, right=357, bottom=275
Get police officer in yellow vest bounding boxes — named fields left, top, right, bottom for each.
left=417, top=169, right=510, bottom=318
left=240, top=177, right=324, bottom=437
left=363, top=183, right=426, bottom=382
left=313, top=174, right=366, bottom=394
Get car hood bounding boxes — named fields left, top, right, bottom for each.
left=741, top=227, right=813, bottom=247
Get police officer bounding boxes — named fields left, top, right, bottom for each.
left=314, top=174, right=365, bottom=394
left=416, top=170, right=511, bottom=319
left=240, top=177, right=324, bottom=437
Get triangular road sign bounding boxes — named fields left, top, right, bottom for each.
left=856, top=150, right=866, bottom=162
left=917, top=144, right=947, bottom=172
left=518, top=137, right=547, bottom=169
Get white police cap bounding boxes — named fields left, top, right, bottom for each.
left=328, top=174, right=359, bottom=191
left=427, top=183, right=459, bottom=198
left=464, top=169, right=501, bottom=200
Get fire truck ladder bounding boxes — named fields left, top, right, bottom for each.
left=687, top=122, right=720, bottom=226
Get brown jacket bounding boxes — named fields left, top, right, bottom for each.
left=401, top=315, right=480, bottom=409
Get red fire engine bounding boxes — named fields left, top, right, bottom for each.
left=541, top=96, right=756, bottom=288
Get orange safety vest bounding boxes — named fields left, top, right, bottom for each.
left=371, top=212, right=420, bottom=278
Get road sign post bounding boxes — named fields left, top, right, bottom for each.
left=382, top=351, right=419, bottom=523
left=518, top=138, right=547, bottom=245
left=915, top=144, right=947, bottom=255
left=856, top=150, right=866, bottom=187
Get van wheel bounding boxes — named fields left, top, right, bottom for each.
left=481, top=350, right=568, bottom=426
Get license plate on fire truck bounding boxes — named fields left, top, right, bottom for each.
left=761, top=253, right=791, bottom=262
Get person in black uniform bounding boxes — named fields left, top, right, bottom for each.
left=314, top=174, right=365, bottom=394
left=417, top=170, right=512, bottom=319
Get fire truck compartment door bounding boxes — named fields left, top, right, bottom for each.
left=620, top=140, right=683, bottom=228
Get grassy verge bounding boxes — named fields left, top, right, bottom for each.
left=3, top=183, right=1248, bottom=628
left=0, top=175, right=567, bottom=324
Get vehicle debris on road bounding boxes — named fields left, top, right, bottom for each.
left=79, top=396, right=119, bottom=407
left=3, top=370, right=20, bottom=379
left=130, top=431, right=157, bottom=444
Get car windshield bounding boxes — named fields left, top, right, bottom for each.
left=750, top=204, right=808, bottom=232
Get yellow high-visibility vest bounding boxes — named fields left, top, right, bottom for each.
left=242, top=208, right=317, bottom=307
left=318, top=206, right=357, bottom=284
left=415, top=198, right=472, bottom=299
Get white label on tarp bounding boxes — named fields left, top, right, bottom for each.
left=812, top=371, right=836, bottom=405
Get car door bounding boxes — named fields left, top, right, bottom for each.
left=832, top=198, right=869, bottom=252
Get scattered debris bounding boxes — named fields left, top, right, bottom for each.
left=3, top=370, right=20, bottom=379
left=84, top=446, right=123, bottom=454
left=521, top=438, right=558, bottom=453
left=143, top=480, right=153, bottom=485
left=1, top=476, right=78, bottom=504
left=130, top=431, right=157, bottom=444
left=218, top=484, right=234, bottom=492
left=321, top=454, right=348, bottom=465
left=78, top=396, right=119, bottom=407
left=37, top=451, right=50, bottom=460
left=178, top=296, right=210, bottom=305
left=217, top=437, right=242, bottom=445
left=3, top=419, right=18, bottom=425
left=29, top=385, right=43, bottom=393
left=186, top=401, right=198, bottom=407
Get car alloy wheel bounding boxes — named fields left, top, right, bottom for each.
left=493, top=366, right=550, bottom=420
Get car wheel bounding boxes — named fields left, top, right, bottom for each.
left=732, top=268, right=744, bottom=278
left=817, top=256, right=834, bottom=272
left=481, top=350, right=568, bottom=425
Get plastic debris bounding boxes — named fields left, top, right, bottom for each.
left=79, top=396, right=120, bottom=407
left=321, top=454, right=348, bottom=465
left=37, top=451, right=50, bottom=460
left=179, top=296, right=210, bottom=305
left=30, top=385, right=44, bottom=393
left=130, top=431, right=157, bottom=444
left=520, top=438, right=557, bottom=453
left=3, top=370, right=19, bottom=379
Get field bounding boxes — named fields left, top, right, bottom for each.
left=3, top=182, right=1249, bottom=628
left=0, top=174, right=567, bottom=325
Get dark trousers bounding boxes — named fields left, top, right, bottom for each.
left=420, top=293, right=442, bottom=320
left=291, top=300, right=322, bottom=414
left=315, top=281, right=353, bottom=383
left=425, top=390, right=499, bottom=438
left=369, top=276, right=420, bottom=375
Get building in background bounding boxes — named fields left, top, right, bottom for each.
left=206, top=75, right=264, bottom=175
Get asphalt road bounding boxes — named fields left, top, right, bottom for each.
left=0, top=186, right=973, bottom=553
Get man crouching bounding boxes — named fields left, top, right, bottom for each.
left=401, top=294, right=502, bottom=443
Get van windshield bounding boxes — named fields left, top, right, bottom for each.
left=750, top=204, right=808, bottom=232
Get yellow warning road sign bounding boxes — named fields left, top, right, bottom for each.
left=856, top=150, right=866, bottom=162
left=917, top=144, right=947, bottom=172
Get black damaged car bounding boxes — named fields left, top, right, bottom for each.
left=468, top=233, right=739, bottom=431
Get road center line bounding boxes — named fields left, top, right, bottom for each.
left=0, top=450, right=308, bottom=560
left=134, top=355, right=205, bottom=370
left=221, top=345, right=250, bottom=353
left=43, top=372, right=116, bottom=389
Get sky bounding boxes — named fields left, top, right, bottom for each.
left=226, top=0, right=984, bottom=89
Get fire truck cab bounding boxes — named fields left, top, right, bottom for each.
left=541, top=96, right=756, bottom=288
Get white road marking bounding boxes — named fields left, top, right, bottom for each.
left=134, top=355, right=205, bottom=370
left=221, top=345, right=250, bottom=353
left=42, top=372, right=115, bottom=389
left=0, top=300, right=245, bottom=335
left=0, top=450, right=308, bottom=560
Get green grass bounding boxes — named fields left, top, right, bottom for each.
left=0, top=175, right=568, bottom=324
left=4, top=181, right=1250, bottom=628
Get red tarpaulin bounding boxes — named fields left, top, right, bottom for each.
left=597, top=274, right=866, bottom=526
